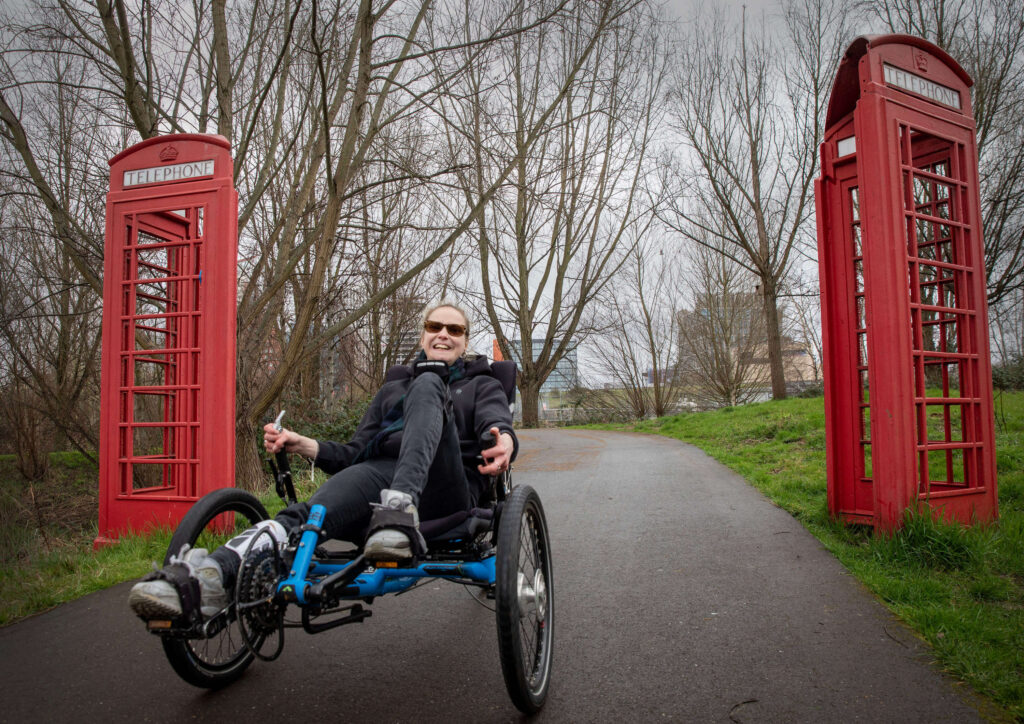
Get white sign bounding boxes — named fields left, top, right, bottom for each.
left=123, top=159, right=215, bottom=187
left=883, top=64, right=961, bottom=110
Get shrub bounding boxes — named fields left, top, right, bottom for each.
left=286, top=396, right=372, bottom=444
left=992, top=355, right=1024, bottom=391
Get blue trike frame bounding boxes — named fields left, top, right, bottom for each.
left=271, top=504, right=497, bottom=606
left=151, top=476, right=553, bottom=716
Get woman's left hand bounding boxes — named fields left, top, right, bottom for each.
left=477, top=426, right=514, bottom=476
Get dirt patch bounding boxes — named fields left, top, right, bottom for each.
left=512, top=429, right=608, bottom=472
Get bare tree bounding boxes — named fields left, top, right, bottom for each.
left=587, top=236, right=686, bottom=419
left=446, top=0, right=666, bottom=425
left=0, top=206, right=102, bottom=462
left=662, top=0, right=850, bottom=400
left=676, top=234, right=769, bottom=408
left=0, top=46, right=106, bottom=461
left=785, top=275, right=824, bottom=384
left=990, top=288, right=1024, bottom=362
left=1, top=0, right=624, bottom=483
left=857, top=0, right=1024, bottom=307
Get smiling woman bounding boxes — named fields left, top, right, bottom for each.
left=420, top=302, right=469, bottom=365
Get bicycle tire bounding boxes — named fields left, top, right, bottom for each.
left=495, top=485, right=554, bottom=714
left=160, top=487, right=269, bottom=688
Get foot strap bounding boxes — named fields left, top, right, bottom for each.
left=366, top=507, right=427, bottom=557
left=142, top=563, right=202, bottom=624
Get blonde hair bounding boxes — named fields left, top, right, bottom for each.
left=420, top=300, right=471, bottom=339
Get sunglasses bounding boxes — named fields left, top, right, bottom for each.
left=423, top=320, right=467, bottom=337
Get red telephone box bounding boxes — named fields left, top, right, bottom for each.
left=816, top=35, right=997, bottom=531
left=95, top=134, right=238, bottom=547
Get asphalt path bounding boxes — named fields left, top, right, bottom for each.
left=0, top=429, right=990, bottom=723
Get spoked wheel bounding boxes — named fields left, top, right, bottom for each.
left=160, top=488, right=269, bottom=688
left=495, top=485, right=554, bottom=714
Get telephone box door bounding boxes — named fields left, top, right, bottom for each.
left=875, top=104, right=997, bottom=524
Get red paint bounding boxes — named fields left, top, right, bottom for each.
left=817, top=36, right=997, bottom=531
left=96, top=135, right=238, bottom=547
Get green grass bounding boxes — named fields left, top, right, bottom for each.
left=598, top=392, right=1024, bottom=721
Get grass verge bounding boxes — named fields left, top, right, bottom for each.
left=593, top=392, right=1023, bottom=721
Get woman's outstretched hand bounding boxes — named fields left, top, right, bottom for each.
left=477, top=426, right=514, bottom=476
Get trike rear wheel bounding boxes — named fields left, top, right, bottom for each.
left=495, top=485, right=554, bottom=714
left=161, top=488, right=269, bottom=688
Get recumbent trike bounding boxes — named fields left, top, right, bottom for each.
left=140, top=362, right=554, bottom=714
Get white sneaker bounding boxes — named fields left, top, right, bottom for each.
left=127, top=546, right=226, bottom=620
left=364, top=489, right=422, bottom=562
left=221, top=519, right=288, bottom=560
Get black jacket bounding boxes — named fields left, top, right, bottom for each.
left=313, top=355, right=518, bottom=477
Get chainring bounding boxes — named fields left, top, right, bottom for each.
left=236, top=546, right=286, bottom=658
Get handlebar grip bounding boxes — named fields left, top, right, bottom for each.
left=275, top=448, right=291, bottom=475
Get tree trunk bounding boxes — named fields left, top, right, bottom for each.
left=235, top=421, right=266, bottom=493
left=761, top=277, right=788, bottom=400
left=519, top=381, right=540, bottom=428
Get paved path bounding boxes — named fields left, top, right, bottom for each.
left=0, top=430, right=989, bottom=722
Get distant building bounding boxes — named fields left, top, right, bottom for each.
left=676, top=291, right=819, bottom=402
left=503, top=338, right=579, bottom=392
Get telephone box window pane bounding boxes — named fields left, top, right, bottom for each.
left=925, top=403, right=963, bottom=443
left=131, top=463, right=168, bottom=490
left=136, top=230, right=167, bottom=246
left=133, top=425, right=175, bottom=459
left=926, top=448, right=965, bottom=486
left=135, top=247, right=171, bottom=280
left=135, top=354, right=175, bottom=386
left=133, top=390, right=173, bottom=425
left=899, top=123, right=983, bottom=492
left=135, top=279, right=180, bottom=316
left=916, top=219, right=934, bottom=245
left=849, top=187, right=859, bottom=221
left=913, top=176, right=932, bottom=205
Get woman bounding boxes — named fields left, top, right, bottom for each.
left=129, top=302, right=517, bottom=621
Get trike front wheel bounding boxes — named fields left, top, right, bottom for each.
left=161, top=487, right=269, bottom=688
left=495, top=484, right=554, bottom=714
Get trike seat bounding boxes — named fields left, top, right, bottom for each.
left=420, top=507, right=494, bottom=550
